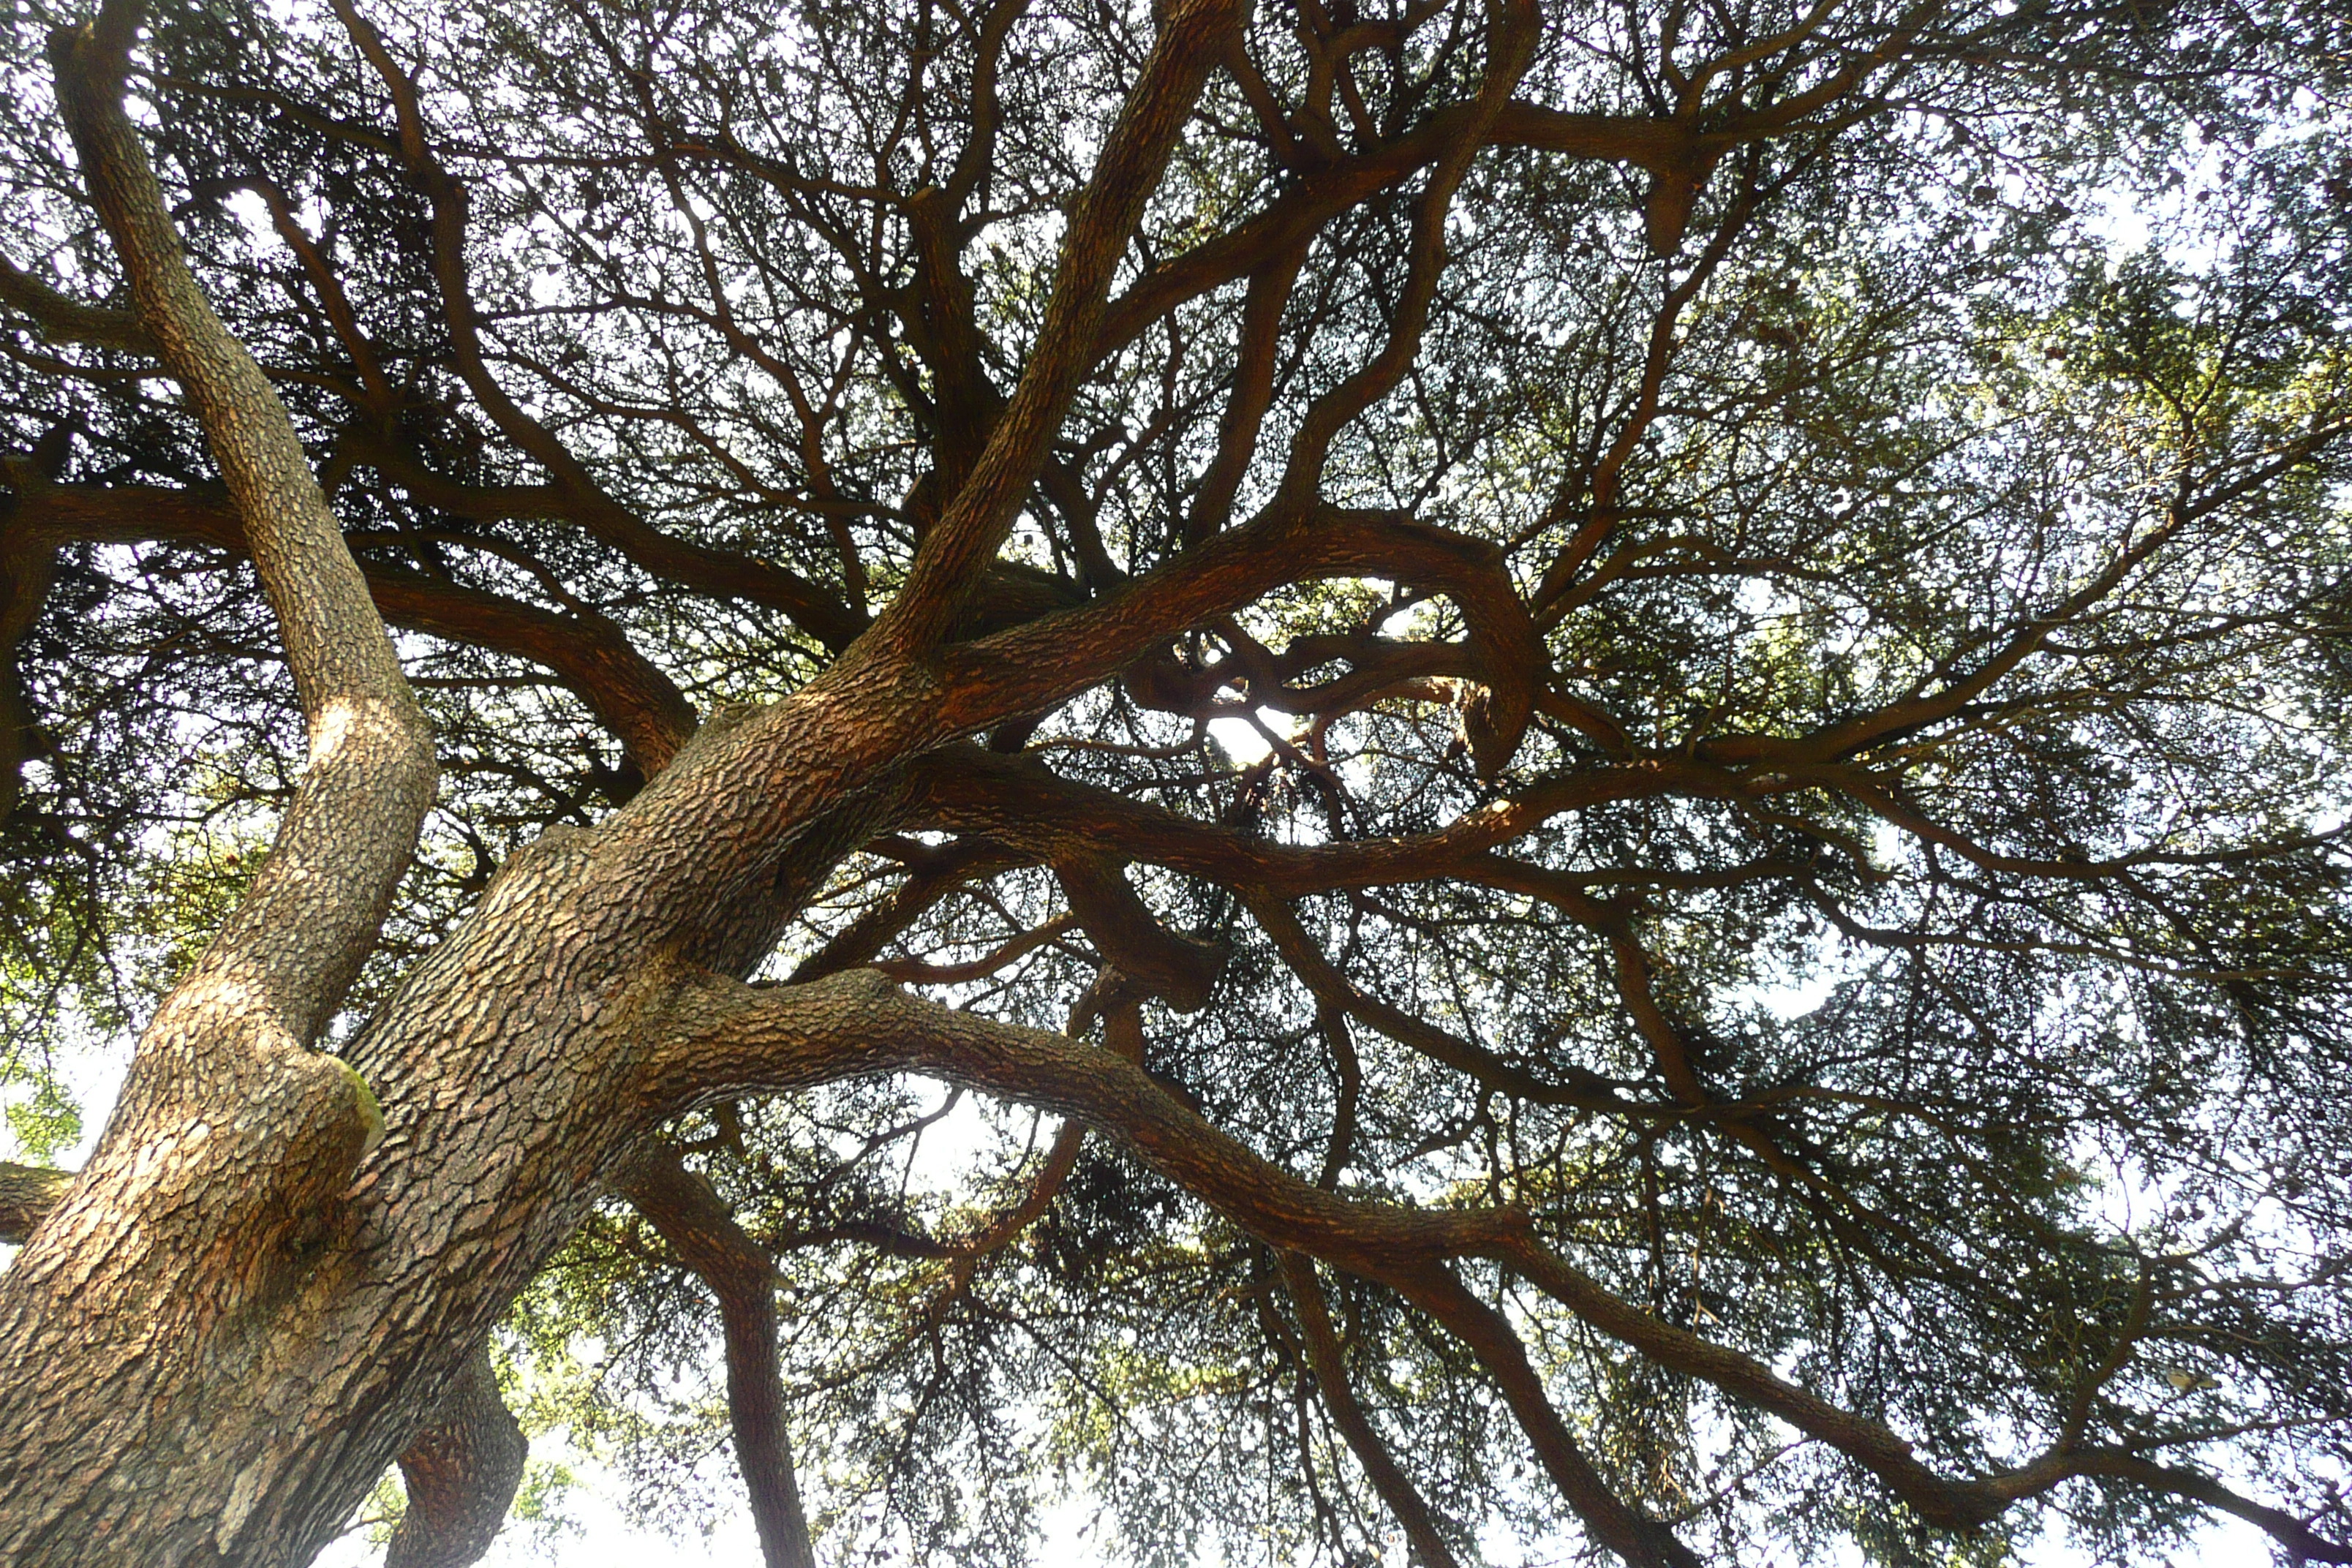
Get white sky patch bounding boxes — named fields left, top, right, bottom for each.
left=894, top=1078, right=1060, bottom=1193
left=1207, top=710, right=1278, bottom=765
left=306, top=1464, right=1107, bottom=1568
left=223, top=187, right=276, bottom=246
left=1, top=1019, right=130, bottom=1172
left=1741, top=971, right=1840, bottom=1021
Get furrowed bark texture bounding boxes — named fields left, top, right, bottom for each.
left=0, top=10, right=438, bottom=1563
left=0, top=1162, right=71, bottom=1246
left=0, top=4, right=1257, bottom=1563
left=4, top=0, right=2342, bottom=1563
left=383, top=1349, right=528, bottom=1568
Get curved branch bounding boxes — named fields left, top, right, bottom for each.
left=7, top=480, right=693, bottom=773
left=1491, top=1240, right=1993, bottom=1529
left=1989, top=1450, right=2352, bottom=1564
left=908, top=745, right=1733, bottom=898
left=1052, top=854, right=1225, bottom=1012
left=593, top=497, right=1552, bottom=921
left=1095, top=91, right=1890, bottom=365
left=942, top=501, right=1542, bottom=774
left=635, top=968, right=1527, bottom=1273
left=54, top=5, right=436, bottom=1041
left=0, top=251, right=155, bottom=352
left=632, top=968, right=2343, bottom=1556
left=1396, top=1264, right=1700, bottom=1568
left=637, top=969, right=1689, bottom=1559
left=1273, top=0, right=1537, bottom=504
left=385, top=1347, right=529, bottom=1568
left=871, top=0, right=1241, bottom=652
left=614, top=1148, right=815, bottom=1568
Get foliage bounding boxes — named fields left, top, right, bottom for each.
left=4, top=0, right=2351, bottom=1560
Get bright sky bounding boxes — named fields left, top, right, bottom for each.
left=302, top=1471, right=2275, bottom=1567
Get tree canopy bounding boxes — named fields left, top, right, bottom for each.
left=1, top=0, right=2350, bottom=1562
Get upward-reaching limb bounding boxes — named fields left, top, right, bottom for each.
left=0, top=4, right=437, bottom=1557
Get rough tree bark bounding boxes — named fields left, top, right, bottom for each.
left=0, top=0, right=1256, bottom=1561
left=382, top=1351, right=528, bottom=1568
left=1, top=0, right=2346, bottom=1564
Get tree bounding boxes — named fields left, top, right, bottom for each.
left=0, top=0, right=2348, bottom=1558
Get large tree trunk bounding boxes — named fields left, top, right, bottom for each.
left=15, top=3, right=2332, bottom=1566
left=0, top=1, right=1236, bottom=1561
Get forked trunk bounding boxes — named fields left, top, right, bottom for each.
left=0, top=837, right=641, bottom=1563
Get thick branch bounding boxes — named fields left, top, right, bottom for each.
left=1275, top=1251, right=1466, bottom=1568
left=53, top=7, right=435, bottom=1042
left=1052, top=854, right=1224, bottom=1012
left=636, top=968, right=1526, bottom=1275
left=940, top=502, right=1541, bottom=774
left=635, top=969, right=2339, bottom=1556
left=909, top=745, right=1732, bottom=899
left=615, top=1148, right=815, bottom=1568
left=0, top=252, right=155, bottom=352
left=385, top=1347, right=529, bottom=1568
left=7, top=480, right=692, bottom=773
left=0, top=1162, right=71, bottom=1246
left=590, top=496, right=1548, bottom=929
left=872, top=0, right=1240, bottom=651
left=638, top=970, right=1690, bottom=1561
left=1, top=7, right=440, bottom=1305
left=1398, top=1265, right=1699, bottom=1568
